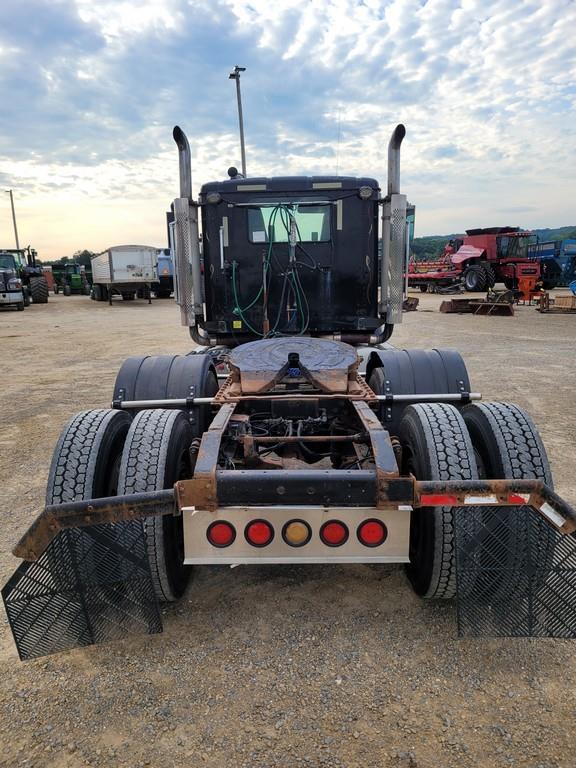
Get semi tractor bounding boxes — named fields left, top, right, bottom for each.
left=3, top=124, right=576, bottom=660
left=408, top=227, right=545, bottom=292
left=0, top=251, right=25, bottom=311
left=153, top=248, right=174, bottom=298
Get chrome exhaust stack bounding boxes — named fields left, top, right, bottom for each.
left=380, top=124, right=407, bottom=326
left=173, top=125, right=192, bottom=199
left=172, top=126, right=203, bottom=324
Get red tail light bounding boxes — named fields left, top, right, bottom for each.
left=357, top=519, right=387, bottom=548
left=320, top=520, right=349, bottom=547
left=207, top=521, right=236, bottom=548
left=245, top=520, right=274, bottom=547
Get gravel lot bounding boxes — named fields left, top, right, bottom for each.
left=1, top=292, right=575, bottom=768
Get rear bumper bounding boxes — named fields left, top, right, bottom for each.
left=12, top=475, right=576, bottom=563
left=4, top=476, right=576, bottom=658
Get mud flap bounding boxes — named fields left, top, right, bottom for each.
left=2, top=521, right=162, bottom=660
left=455, top=506, right=576, bottom=637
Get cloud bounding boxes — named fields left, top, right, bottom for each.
left=0, top=0, right=574, bottom=256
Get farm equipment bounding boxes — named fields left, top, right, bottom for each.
left=528, top=239, right=576, bottom=288
left=0, top=251, right=25, bottom=311
left=439, top=290, right=516, bottom=316
left=408, top=228, right=546, bottom=293
left=4, top=124, right=576, bottom=661
left=52, top=263, right=91, bottom=296
left=90, top=245, right=156, bottom=304
left=3, top=246, right=49, bottom=304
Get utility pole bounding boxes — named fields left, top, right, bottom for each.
left=229, top=65, right=247, bottom=177
left=6, top=189, right=20, bottom=250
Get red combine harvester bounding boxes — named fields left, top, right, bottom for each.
left=408, top=227, right=542, bottom=293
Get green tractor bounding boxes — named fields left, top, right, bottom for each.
left=52, top=263, right=91, bottom=296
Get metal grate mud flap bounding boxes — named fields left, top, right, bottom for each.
left=2, top=521, right=162, bottom=660
left=455, top=505, right=576, bottom=637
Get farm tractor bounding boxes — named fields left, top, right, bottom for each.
left=52, top=263, right=92, bottom=296
left=408, top=228, right=546, bottom=293
left=3, top=125, right=576, bottom=660
left=4, top=246, right=50, bottom=304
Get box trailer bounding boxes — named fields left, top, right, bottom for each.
left=91, top=245, right=157, bottom=304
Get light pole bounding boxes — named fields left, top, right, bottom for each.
left=229, top=65, right=247, bottom=177
left=5, top=189, right=20, bottom=250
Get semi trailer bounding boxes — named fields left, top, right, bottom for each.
left=3, top=124, right=576, bottom=660
left=91, top=245, right=157, bottom=304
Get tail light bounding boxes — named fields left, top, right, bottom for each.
left=245, top=520, right=274, bottom=547
left=282, top=520, right=312, bottom=548
left=320, top=520, right=349, bottom=547
left=357, top=519, right=387, bottom=547
left=207, top=521, right=236, bottom=548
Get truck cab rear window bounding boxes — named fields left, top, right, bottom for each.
left=247, top=203, right=331, bottom=243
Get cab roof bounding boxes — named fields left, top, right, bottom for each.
left=200, top=175, right=380, bottom=195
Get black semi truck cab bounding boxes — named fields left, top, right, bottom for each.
left=171, top=126, right=407, bottom=348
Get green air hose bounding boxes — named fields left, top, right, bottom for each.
left=231, top=203, right=310, bottom=336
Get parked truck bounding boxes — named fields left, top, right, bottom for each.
left=0, top=251, right=25, bottom=311
left=3, top=124, right=576, bottom=661
left=153, top=248, right=174, bottom=298
left=90, top=245, right=157, bottom=304
left=408, top=227, right=545, bottom=292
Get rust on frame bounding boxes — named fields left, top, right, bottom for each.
left=176, top=403, right=237, bottom=511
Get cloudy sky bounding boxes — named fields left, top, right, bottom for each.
left=0, top=0, right=574, bottom=260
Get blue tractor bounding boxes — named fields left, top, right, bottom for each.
left=528, top=239, right=576, bottom=288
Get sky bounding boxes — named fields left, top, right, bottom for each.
left=0, top=0, right=574, bottom=260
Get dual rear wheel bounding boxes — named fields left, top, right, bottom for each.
left=46, top=354, right=218, bottom=604
left=400, top=401, right=553, bottom=599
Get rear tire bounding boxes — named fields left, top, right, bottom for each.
left=419, top=285, right=428, bottom=293
left=117, top=410, right=194, bottom=602
left=462, top=402, right=555, bottom=597
left=399, top=403, right=478, bottom=599
left=63, top=284, right=72, bottom=296
left=45, top=409, right=133, bottom=588
left=47, top=409, right=133, bottom=505
left=29, top=276, right=49, bottom=303
left=17, top=302, right=24, bottom=311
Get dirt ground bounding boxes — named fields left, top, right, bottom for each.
left=0, top=291, right=575, bottom=768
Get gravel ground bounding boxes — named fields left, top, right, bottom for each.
left=0, top=292, right=575, bottom=768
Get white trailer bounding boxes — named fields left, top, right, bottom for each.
left=91, top=245, right=158, bottom=304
